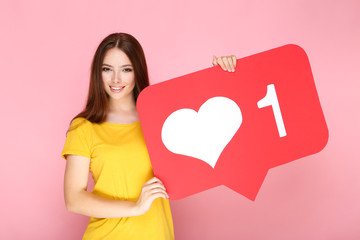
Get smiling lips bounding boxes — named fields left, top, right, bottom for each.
left=110, top=86, right=124, bottom=93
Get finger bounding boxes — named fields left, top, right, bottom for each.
left=145, top=187, right=168, bottom=199
left=212, top=55, right=218, bottom=66
left=216, top=57, right=226, bottom=71
left=227, top=56, right=235, bottom=72
left=144, top=188, right=168, bottom=199
left=232, top=55, right=237, bottom=69
left=143, top=181, right=165, bottom=190
left=145, top=183, right=166, bottom=192
left=141, top=189, right=168, bottom=203
left=152, top=177, right=166, bottom=188
left=150, top=187, right=169, bottom=197
left=150, top=192, right=169, bottom=200
left=154, top=177, right=164, bottom=185
left=222, top=57, right=231, bottom=72
left=152, top=177, right=164, bottom=184
left=144, top=177, right=163, bottom=186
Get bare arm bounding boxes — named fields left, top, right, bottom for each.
left=64, top=154, right=168, bottom=218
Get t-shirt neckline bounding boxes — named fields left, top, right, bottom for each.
left=101, top=120, right=140, bottom=126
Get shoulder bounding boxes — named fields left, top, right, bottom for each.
left=68, top=117, right=93, bottom=133
left=62, top=117, right=94, bottom=159
left=71, top=117, right=91, bottom=126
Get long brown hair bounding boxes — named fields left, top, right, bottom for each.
left=70, top=33, right=150, bottom=128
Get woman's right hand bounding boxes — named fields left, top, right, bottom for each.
left=135, top=177, right=169, bottom=215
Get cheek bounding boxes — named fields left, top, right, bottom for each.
left=127, top=73, right=136, bottom=85
left=120, top=73, right=135, bottom=86
left=102, top=73, right=111, bottom=82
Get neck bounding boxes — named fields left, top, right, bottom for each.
left=106, top=96, right=139, bottom=124
left=108, top=96, right=136, bottom=113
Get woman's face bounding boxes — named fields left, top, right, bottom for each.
left=102, top=48, right=135, bottom=102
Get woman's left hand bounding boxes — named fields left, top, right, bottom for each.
left=212, top=55, right=237, bottom=72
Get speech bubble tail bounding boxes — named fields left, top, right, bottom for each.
left=222, top=168, right=268, bottom=201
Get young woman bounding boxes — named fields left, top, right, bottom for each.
left=62, top=32, right=237, bottom=239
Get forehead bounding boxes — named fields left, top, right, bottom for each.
left=103, top=48, right=132, bottom=65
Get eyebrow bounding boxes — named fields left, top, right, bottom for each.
left=102, top=63, right=133, bottom=68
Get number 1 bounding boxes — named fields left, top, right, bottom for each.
left=257, top=84, right=287, bottom=137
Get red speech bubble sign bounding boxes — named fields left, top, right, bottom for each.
left=137, top=44, right=328, bottom=201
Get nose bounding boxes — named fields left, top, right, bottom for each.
left=112, top=70, right=122, bottom=83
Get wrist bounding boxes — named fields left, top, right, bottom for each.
left=132, top=201, right=142, bottom=216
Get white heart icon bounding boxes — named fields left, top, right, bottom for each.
left=161, top=97, right=242, bottom=168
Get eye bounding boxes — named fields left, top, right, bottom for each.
left=102, top=67, right=111, bottom=72
left=123, top=68, right=133, bottom=72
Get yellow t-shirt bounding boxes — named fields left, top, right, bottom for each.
left=61, top=117, right=174, bottom=240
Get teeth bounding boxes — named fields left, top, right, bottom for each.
left=111, top=86, right=123, bottom=90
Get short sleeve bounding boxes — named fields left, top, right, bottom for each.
left=61, top=117, right=92, bottom=160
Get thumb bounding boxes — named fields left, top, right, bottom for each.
left=212, top=55, right=218, bottom=66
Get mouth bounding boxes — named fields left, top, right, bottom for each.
left=110, top=86, right=125, bottom=93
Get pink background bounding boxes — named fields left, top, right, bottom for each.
left=1, top=0, right=359, bottom=239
